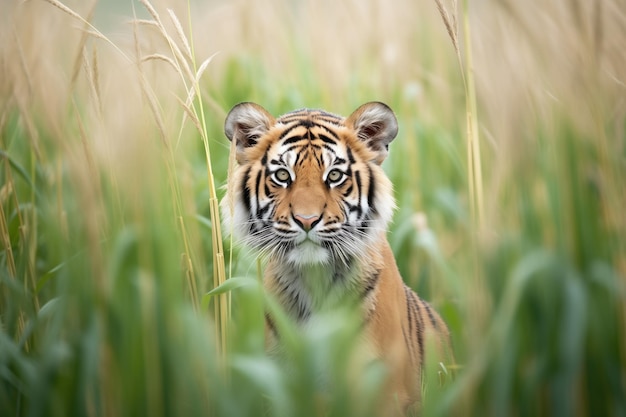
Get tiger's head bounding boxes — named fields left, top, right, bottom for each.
left=222, top=102, right=398, bottom=266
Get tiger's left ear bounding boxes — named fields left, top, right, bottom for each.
left=346, top=102, right=398, bottom=164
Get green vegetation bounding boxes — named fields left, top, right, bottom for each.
left=1, top=0, right=624, bottom=416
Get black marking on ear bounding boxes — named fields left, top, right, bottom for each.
left=245, top=135, right=258, bottom=147
left=360, top=123, right=383, bottom=142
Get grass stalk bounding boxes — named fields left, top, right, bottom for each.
left=432, top=0, right=489, bottom=346
left=0, top=158, right=28, bottom=349
left=180, top=0, right=229, bottom=353
left=461, top=0, right=484, bottom=232
left=431, top=0, right=484, bottom=231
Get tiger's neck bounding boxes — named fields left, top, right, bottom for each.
left=264, top=238, right=386, bottom=321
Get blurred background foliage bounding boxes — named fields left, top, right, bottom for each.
left=0, top=0, right=625, bottom=416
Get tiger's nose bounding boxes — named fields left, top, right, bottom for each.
left=293, top=214, right=321, bottom=231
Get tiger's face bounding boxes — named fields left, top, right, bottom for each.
left=222, top=102, right=398, bottom=266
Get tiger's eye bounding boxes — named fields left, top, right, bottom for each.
left=275, top=168, right=290, bottom=182
left=327, top=169, right=343, bottom=183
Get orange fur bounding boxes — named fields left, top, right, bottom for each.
left=222, top=102, right=451, bottom=414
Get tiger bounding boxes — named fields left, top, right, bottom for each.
left=221, top=101, right=452, bottom=414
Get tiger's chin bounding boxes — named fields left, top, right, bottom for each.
left=286, top=240, right=330, bottom=266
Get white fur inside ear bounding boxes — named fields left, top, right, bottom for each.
left=224, top=102, right=275, bottom=151
left=347, top=102, right=398, bottom=164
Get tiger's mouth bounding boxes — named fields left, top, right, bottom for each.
left=287, top=239, right=330, bottom=265
left=296, top=230, right=322, bottom=245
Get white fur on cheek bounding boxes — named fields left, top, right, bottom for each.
left=371, top=166, right=396, bottom=232
left=220, top=187, right=250, bottom=243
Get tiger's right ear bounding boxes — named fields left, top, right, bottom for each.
left=224, top=102, right=275, bottom=163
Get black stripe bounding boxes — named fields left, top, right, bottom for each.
left=294, top=149, right=304, bottom=167
left=241, top=167, right=252, bottom=212
left=279, top=124, right=303, bottom=140
left=322, top=144, right=335, bottom=153
left=362, top=270, right=380, bottom=298
left=300, top=119, right=315, bottom=128
left=358, top=214, right=370, bottom=235
left=367, top=166, right=377, bottom=214
left=314, top=110, right=342, bottom=121
left=318, top=133, right=336, bottom=145
left=355, top=170, right=363, bottom=215
left=410, top=290, right=425, bottom=369
left=314, top=151, right=323, bottom=168
left=318, top=124, right=341, bottom=140
left=422, top=300, right=439, bottom=329
left=347, top=147, right=355, bottom=164
left=258, top=203, right=271, bottom=217
left=405, top=286, right=415, bottom=357
left=278, top=110, right=342, bottom=126
left=284, top=144, right=306, bottom=154
left=283, top=134, right=306, bottom=145
left=347, top=203, right=360, bottom=214
left=254, top=170, right=262, bottom=215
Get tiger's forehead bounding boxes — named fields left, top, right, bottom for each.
left=263, top=110, right=355, bottom=168
left=276, top=108, right=345, bottom=127
left=266, top=109, right=366, bottom=166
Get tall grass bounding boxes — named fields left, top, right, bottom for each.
left=1, top=0, right=625, bottom=416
